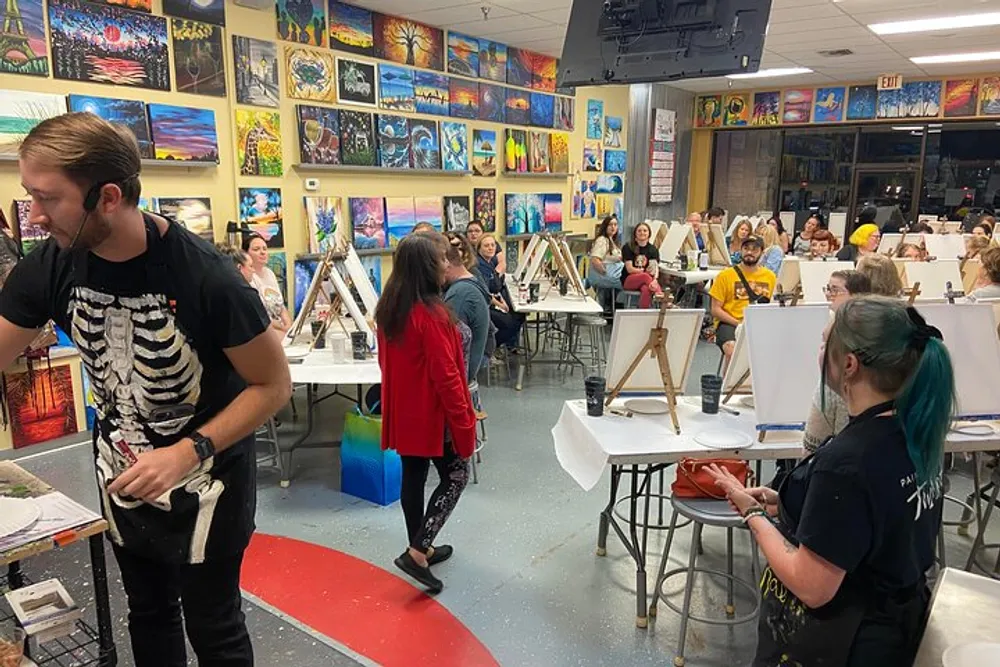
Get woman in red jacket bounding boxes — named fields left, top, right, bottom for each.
left=376, top=233, right=477, bottom=593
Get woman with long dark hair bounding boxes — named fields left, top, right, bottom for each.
left=243, top=233, right=291, bottom=332
left=376, top=234, right=477, bottom=594
left=621, top=221, right=664, bottom=308
left=589, top=215, right=624, bottom=296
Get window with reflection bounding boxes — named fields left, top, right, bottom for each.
left=856, top=127, right=922, bottom=164
left=711, top=129, right=781, bottom=216
left=920, top=122, right=1000, bottom=221
left=779, top=130, right=855, bottom=214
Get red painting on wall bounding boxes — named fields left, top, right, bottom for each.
left=7, top=365, right=78, bottom=448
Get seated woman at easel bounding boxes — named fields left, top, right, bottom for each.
left=968, top=246, right=1000, bottom=301
left=621, top=221, right=664, bottom=308
left=836, top=221, right=881, bottom=263
left=895, top=243, right=924, bottom=260
left=588, top=216, right=624, bottom=308
left=808, top=229, right=839, bottom=259
left=856, top=255, right=903, bottom=298
left=477, top=235, right=523, bottom=349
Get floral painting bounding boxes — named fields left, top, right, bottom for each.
left=304, top=195, right=342, bottom=253
left=474, top=188, right=496, bottom=232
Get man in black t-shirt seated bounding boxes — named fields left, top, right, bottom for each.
left=0, top=113, right=291, bottom=666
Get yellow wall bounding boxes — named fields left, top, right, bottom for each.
left=686, top=129, right=712, bottom=213
left=0, top=2, right=629, bottom=289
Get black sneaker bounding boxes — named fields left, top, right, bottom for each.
left=427, top=545, right=453, bottom=566
left=394, top=551, right=443, bottom=593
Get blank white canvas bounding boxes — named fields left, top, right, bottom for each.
left=659, top=223, right=695, bottom=262
left=519, top=236, right=549, bottom=287
left=606, top=309, right=703, bottom=395
left=726, top=215, right=747, bottom=237
left=799, top=260, right=854, bottom=303
left=344, top=245, right=379, bottom=317
left=708, top=224, right=731, bottom=267
left=744, top=304, right=831, bottom=427
left=779, top=212, right=796, bottom=235
left=923, top=234, right=966, bottom=260
left=776, top=256, right=800, bottom=294
left=904, top=260, right=963, bottom=300
left=648, top=219, right=668, bottom=246
left=722, top=323, right=751, bottom=395
left=515, top=235, right=543, bottom=283
left=328, top=264, right=375, bottom=347
left=878, top=233, right=904, bottom=255
left=828, top=212, right=847, bottom=244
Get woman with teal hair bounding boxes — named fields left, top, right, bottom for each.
left=708, top=296, right=953, bottom=666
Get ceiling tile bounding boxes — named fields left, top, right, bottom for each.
left=408, top=5, right=518, bottom=27
left=352, top=0, right=482, bottom=13
left=528, top=7, right=571, bottom=24
left=767, top=3, right=847, bottom=23
left=767, top=16, right=862, bottom=36
left=492, top=0, right=572, bottom=11
left=445, top=13, right=552, bottom=34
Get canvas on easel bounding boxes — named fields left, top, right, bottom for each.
left=722, top=323, right=752, bottom=402
left=514, top=234, right=544, bottom=284
left=658, top=223, right=696, bottom=263
left=547, top=236, right=586, bottom=295
left=927, top=221, right=961, bottom=234
left=708, top=223, right=731, bottom=267
left=877, top=233, right=905, bottom=255
left=892, top=257, right=913, bottom=280
left=902, top=259, right=963, bottom=300
left=519, top=235, right=550, bottom=288
left=286, top=247, right=374, bottom=350
left=923, top=234, right=966, bottom=260
left=962, top=258, right=982, bottom=294
left=343, top=245, right=379, bottom=316
left=827, top=212, right=847, bottom=246
left=648, top=219, right=668, bottom=248
left=799, top=260, right=853, bottom=303
left=776, top=256, right=801, bottom=296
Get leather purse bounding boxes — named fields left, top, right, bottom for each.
left=672, top=458, right=751, bottom=500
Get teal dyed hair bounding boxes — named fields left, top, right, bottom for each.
left=822, top=296, right=955, bottom=485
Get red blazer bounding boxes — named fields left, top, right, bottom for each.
left=378, top=302, right=477, bottom=459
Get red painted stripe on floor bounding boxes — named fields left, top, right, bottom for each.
left=241, top=533, right=499, bottom=667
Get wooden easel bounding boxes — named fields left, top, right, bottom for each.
left=604, top=294, right=682, bottom=434
left=903, top=281, right=922, bottom=305
left=286, top=246, right=373, bottom=351
left=546, top=234, right=586, bottom=296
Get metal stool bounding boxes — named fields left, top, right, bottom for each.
left=469, top=381, right=487, bottom=484
left=254, top=417, right=284, bottom=479
left=650, top=497, right=761, bottom=667
left=965, top=465, right=1000, bottom=578
left=622, top=290, right=642, bottom=309
left=565, top=314, right=608, bottom=376
left=937, top=473, right=976, bottom=568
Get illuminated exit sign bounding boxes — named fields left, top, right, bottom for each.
left=878, top=73, right=903, bottom=90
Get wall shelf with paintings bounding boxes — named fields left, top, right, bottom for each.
left=292, top=164, right=471, bottom=176
left=502, top=172, right=573, bottom=179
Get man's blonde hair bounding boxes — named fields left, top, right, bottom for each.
left=19, top=112, right=142, bottom=206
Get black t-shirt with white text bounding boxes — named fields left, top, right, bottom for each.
left=0, top=214, right=270, bottom=564
left=620, top=243, right=659, bottom=286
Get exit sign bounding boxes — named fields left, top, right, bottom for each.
left=878, top=74, right=903, bottom=90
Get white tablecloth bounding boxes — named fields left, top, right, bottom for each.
left=285, top=345, right=381, bottom=386
left=659, top=267, right=723, bottom=284
left=512, top=293, right=604, bottom=315
left=914, top=568, right=1000, bottom=667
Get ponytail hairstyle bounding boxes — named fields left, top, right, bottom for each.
left=823, top=296, right=955, bottom=486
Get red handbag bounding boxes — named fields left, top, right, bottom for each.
left=671, top=458, right=751, bottom=500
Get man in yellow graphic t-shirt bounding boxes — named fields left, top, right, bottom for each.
left=709, top=236, right=777, bottom=361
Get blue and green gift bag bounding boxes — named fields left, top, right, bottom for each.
left=340, top=407, right=401, bottom=505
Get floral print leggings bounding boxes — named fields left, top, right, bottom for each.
left=400, top=445, right=470, bottom=552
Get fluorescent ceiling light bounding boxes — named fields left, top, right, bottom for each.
left=869, top=12, right=1000, bottom=35
left=726, top=67, right=812, bottom=80
left=892, top=126, right=925, bottom=131
left=911, top=51, right=1000, bottom=64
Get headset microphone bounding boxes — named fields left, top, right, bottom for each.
left=68, top=174, right=139, bottom=251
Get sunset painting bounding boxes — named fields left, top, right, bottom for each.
left=373, top=13, right=443, bottom=71
left=449, top=77, right=478, bottom=119
left=447, top=32, right=479, bottom=77
left=328, top=1, right=373, bottom=56
left=147, top=103, right=219, bottom=162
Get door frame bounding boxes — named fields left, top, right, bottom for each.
left=848, top=164, right=922, bottom=234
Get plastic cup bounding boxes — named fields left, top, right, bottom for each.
left=0, top=627, right=25, bottom=667
left=585, top=376, right=606, bottom=417
left=701, top=374, right=724, bottom=414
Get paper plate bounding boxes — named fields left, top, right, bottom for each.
left=283, top=344, right=311, bottom=360
left=943, top=642, right=1000, bottom=667
left=738, top=395, right=755, bottom=408
left=0, top=497, right=41, bottom=539
left=951, top=423, right=997, bottom=437
left=623, top=398, right=670, bottom=414
left=694, top=429, right=754, bottom=451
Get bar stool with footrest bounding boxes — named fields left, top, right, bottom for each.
left=965, top=464, right=1000, bottom=579
left=469, top=380, right=487, bottom=484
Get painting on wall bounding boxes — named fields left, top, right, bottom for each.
left=349, top=197, right=386, bottom=249
left=336, top=57, right=377, bottom=107
left=876, top=88, right=902, bottom=119
left=443, top=196, right=471, bottom=232
left=505, top=88, right=530, bottom=126
left=297, top=104, right=340, bottom=165
left=328, top=1, right=373, bottom=56
left=524, top=194, right=544, bottom=234
left=595, top=174, right=623, bottom=194
left=385, top=197, right=416, bottom=246
left=506, top=47, right=532, bottom=88
left=414, top=71, right=449, bottom=116
left=472, top=129, right=497, bottom=177
left=155, top=197, right=213, bottom=242
left=449, top=78, right=479, bottom=119
left=377, top=114, right=411, bottom=169
left=236, top=110, right=282, bottom=177
left=846, top=85, right=877, bottom=121
left=147, top=104, right=219, bottom=162
left=543, top=193, right=562, bottom=232
left=695, top=95, right=721, bottom=128
left=478, top=39, right=507, bottom=82
left=277, top=0, right=326, bottom=47
left=49, top=0, right=170, bottom=90
left=530, top=92, right=554, bottom=128
left=104, top=0, right=152, bottom=11
left=604, top=115, right=623, bottom=147
left=171, top=19, right=226, bottom=96
left=474, top=188, right=496, bottom=232
left=529, top=131, right=550, bottom=174
left=68, top=94, right=153, bottom=159
left=238, top=187, right=284, bottom=248
left=722, top=93, right=749, bottom=126
left=293, top=258, right=318, bottom=315
left=13, top=199, right=47, bottom=255
left=233, top=36, right=279, bottom=107
left=8, top=366, right=78, bottom=449
left=1, top=0, right=48, bottom=76
left=573, top=178, right=597, bottom=219
left=163, top=0, right=224, bottom=25
left=339, top=109, right=376, bottom=166
left=813, top=87, right=845, bottom=123
left=285, top=46, right=335, bottom=102
left=373, top=13, right=443, bottom=71
left=980, top=77, right=1000, bottom=116
left=478, top=83, right=505, bottom=123
left=900, top=80, right=941, bottom=118
left=379, top=64, right=416, bottom=112
left=531, top=54, right=557, bottom=92
left=304, top=195, right=342, bottom=253
left=604, top=150, right=626, bottom=174
left=583, top=140, right=602, bottom=171
left=504, top=193, right=525, bottom=235
left=549, top=133, right=569, bottom=174
left=410, top=119, right=441, bottom=170
left=414, top=196, right=443, bottom=229
left=447, top=32, right=478, bottom=77
left=782, top=89, right=812, bottom=124
left=750, top=91, right=780, bottom=126
left=596, top=194, right=616, bottom=218
left=554, top=96, right=574, bottom=131
left=504, top=129, right=527, bottom=173
left=944, top=79, right=978, bottom=118
left=441, top=121, right=468, bottom=172
left=586, top=99, right=604, bottom=138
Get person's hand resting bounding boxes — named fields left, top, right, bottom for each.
left=706, top=463, right=763, bottom=515
left=491, top=295, right=509, bottom=313
left=108, top=442, right=199, bottom=503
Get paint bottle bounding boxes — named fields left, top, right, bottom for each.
left=699, top=251, right=709, bottom=270
left=109, top=429, right=138, bottom=466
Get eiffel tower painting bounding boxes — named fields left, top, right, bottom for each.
left=0, top=0, right=48, bottom=76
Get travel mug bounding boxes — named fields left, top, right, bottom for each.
left=350, top=331, right=368, bottom=360
left=585, top=376, right=606, bottom=417
left=701, top=374, right=724, bottom=414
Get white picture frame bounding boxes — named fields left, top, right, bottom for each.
left=659, top=223, right=696, bottom=263
left=605, top=308, right=702, bottom=395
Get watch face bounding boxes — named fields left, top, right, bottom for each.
left=194, top=434, right=215, bottom=460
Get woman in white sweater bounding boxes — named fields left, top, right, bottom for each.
left=244, top=233, right=292, bottom=333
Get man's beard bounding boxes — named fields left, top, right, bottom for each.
left=742, top=254, right=759, bottom=266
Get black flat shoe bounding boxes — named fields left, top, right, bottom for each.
left=394, top=552, right=443, bottom=593
left=427, top=545, right=453, bottom=566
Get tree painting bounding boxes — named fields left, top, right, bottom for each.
left=277, top=0, right=326, bottom=47
left=373, top=13, right=443, bottom=72
left=8, top=366, right=79, bottom=448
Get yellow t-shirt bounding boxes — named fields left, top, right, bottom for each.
left=708, top=265, right=777, bottom=323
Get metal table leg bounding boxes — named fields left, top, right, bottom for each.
left=597, top=464, right=621, bottom=557
left=89, top=534, right=118, bottom=666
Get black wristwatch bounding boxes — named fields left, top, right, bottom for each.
left=191, top=431, right=216, bottom=462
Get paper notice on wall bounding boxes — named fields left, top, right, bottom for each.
left=649, top=109, right=676, bottom=203
left=654, top=108, right=675, bottom=142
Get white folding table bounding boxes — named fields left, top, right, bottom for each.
left=914, top=568, right=1000, bottom=666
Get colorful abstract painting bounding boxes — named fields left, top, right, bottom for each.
left=277, top=0, right=326, bottom=47
left=441, top=121, right=468, bottom=172
left=155, top=197, right=213, bottom=242
left=49, top=0, right=170, bottom=90
left=543, top=193, right=562, bottom=232
left=339, top=109, right=376, bottom=166
left=531, top=54, right=557, bottom=92
left=414, top=196, right=443, bottom=230
left=385, top=197, right=416, bottom=246
left=473, top=129, right=497, bottom=177
left=410, top=119, right=441, bottom=170
left=448, top=32, right=478, bottom=77
left=236, top=110, right=282, bottom=177
left=813, top=87, right=845, bottom=123
left=1, top=0, right=48, bottom=76
left=529, top=131, right=550, bottom=174
left=530, top=93, right=554, bottom=128
left=750, top=91, right=780, bottom=126
left=574, top=178, right=597, bottom=219
left=233, top=36, right=279, bottom=107
left=443, top=196, right=471, bottom=231
left=68, top=94, right=153, bottom=159
left=478, top=39, right=507, bottom=82
left=981, top=78, right=1000, bottom=116
left=782, top=89, right=813, bottom=124
left=8, top=366, right=78, bottom=449
left=583, top=140, right=602, bottom=172
left=696, top=95, right=721, bottom=127
left=449, top=78, right=478, bottom=119
left=944, top=79, right=978, bottom=118
left=336, top=57, right=377, bottom=107
left=554, top=96, right=574, bottom=131
left=373, top=13, right=443, bottom=71
left=505, top=88, right=530, bottom=126
left=846, top=85, right=877, bottom=121
left=503, top=129, right=527, bottom=174
left=163, top=0, right=224, bottom=25
left=377, top=114, right=411, bottom=169
left=506, top=47, right=532, bottom=88
left=378, top=63, right=416, bottom=112
left=474, top=188, right=496, bottom=232
left=297, top=104, right=340, bottom=165
left=604, top=150, right=626, bottom=174
left=304, top=195, right=342, bottom=253
left=604, top=115, right=623, bottom=147
left=171, top=20, right=226, bottom=97
left=328, top=1, right=373, bottom=56
left=478, top=83, right=505, bottom=123
left=350, top=197, right=386, bottom=249
left=549, top=133, right=569, bottom=174
left=586, top=99, right=604, bottom=138
left=414, top=71, right=449, bottom=115
left=239, top=187, right=284, bottom=248
left=722, top=93, right=749, bottom=126
left=147, top=104, right=219, bottom=162
left=285, top=45, right=335, bottom=102
left=596, top=174, right=623, bottom=194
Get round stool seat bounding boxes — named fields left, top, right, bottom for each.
left=671, top=497, right=744, bottom=529
left=576, top=314, right=607, bottom=326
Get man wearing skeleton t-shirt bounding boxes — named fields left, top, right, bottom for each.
left=0, top=113, right=291, bottom=665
